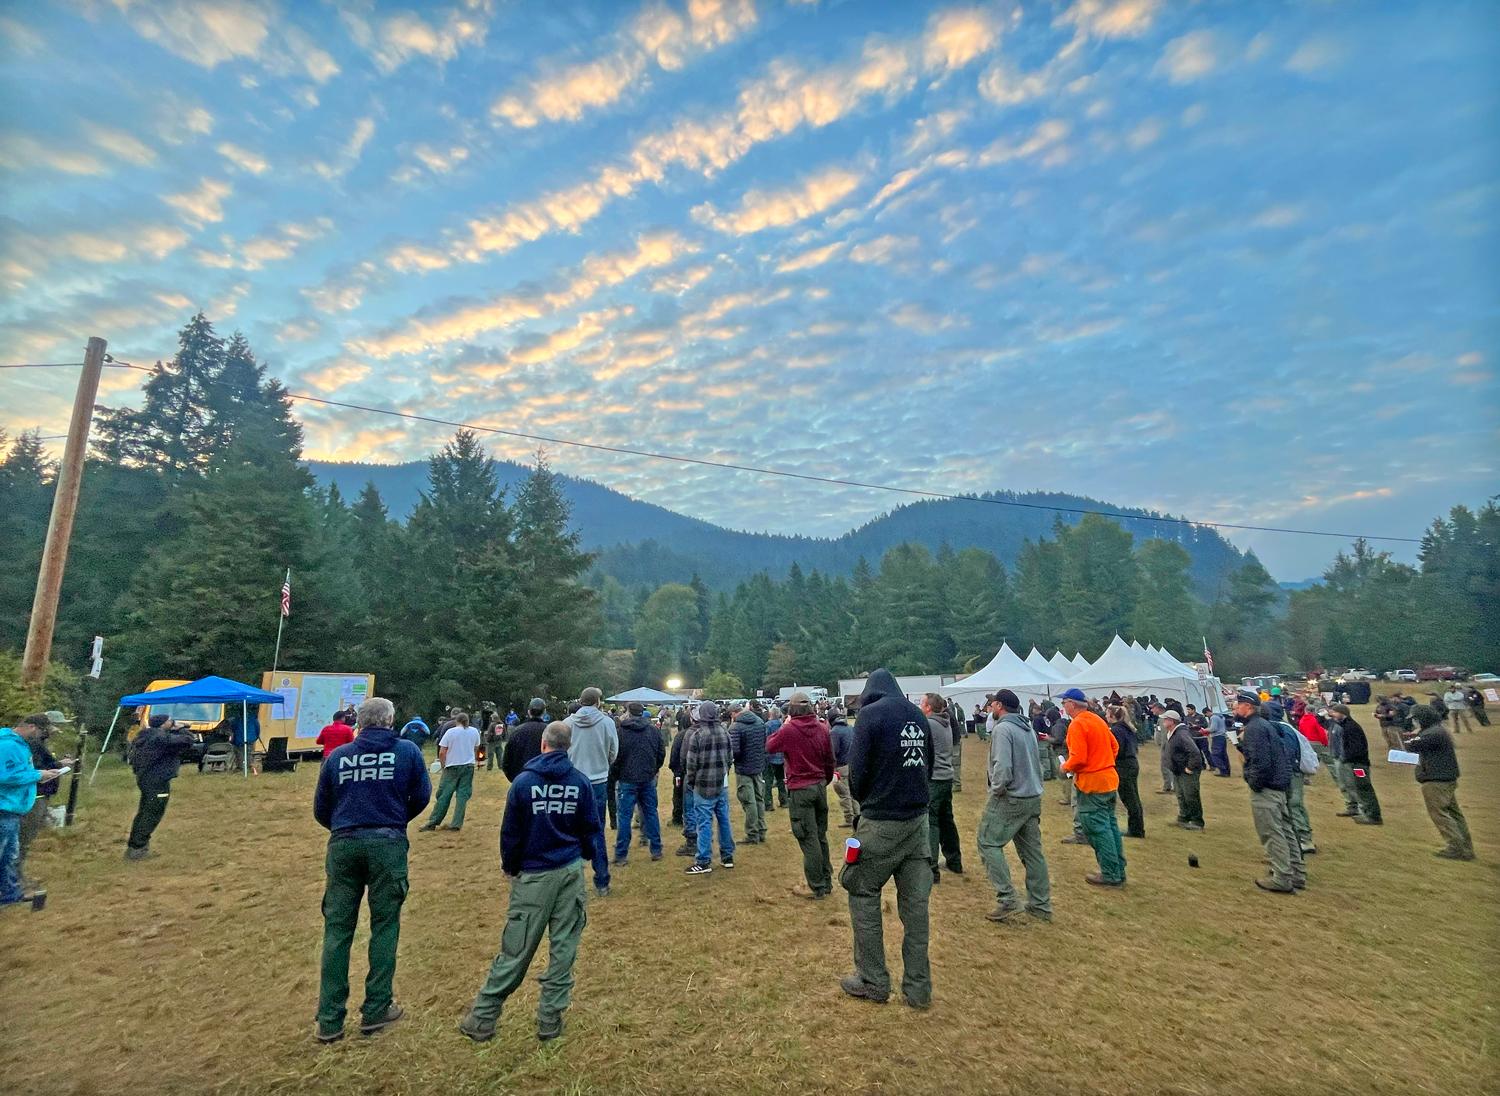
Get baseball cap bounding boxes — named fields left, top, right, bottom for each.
left=627, top=702, right=644, bottom=715
left=787, top=691, right=811, bottom=706
left=992, top=689, right=1020, bottom=710
left=1160, top=709, right=1182, bottom=724
left=1234, top=689, right=1261, bottom=706
left=527, top=697, right=547, bottom=714
left=1058, top=688, right=1087, bottom=704
left=44, top=709, right=72, bottom=724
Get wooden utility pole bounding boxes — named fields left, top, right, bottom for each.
left=21, top=337, right=106, bottom=689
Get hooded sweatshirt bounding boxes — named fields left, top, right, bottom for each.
left=612, top=715, right=665, bottom=784
left=847, top=669, right=932, bottom=821
left=313, top=726, right=431, bottom=838
left=501, top=748, right=603, bottom=876
left=131, top=723, right=198, bottom=785
left=988, top=711, right=1042, bottom=797
left=565, top=706, right=618, bottom=784
left=0, top=727, right=43, bottom=815
left=927, top=710, right=955, bottom=782
left=503, top=716, right=548, bottom=780
left=765, top=712, right=834, bottom=791
left=730, top=710, right=768, bottom=776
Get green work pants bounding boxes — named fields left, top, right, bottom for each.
left=1250, top=788, right=1305, bottom=888
left=927, top=779, right=963, bottom=872
left=318, top=836, right=410, bottom=1028
left=1287, top=772, right=1314, bottom=851
left=1332, top=760, right=1360, bottom=812
left=976, top=794, right=1051, bottom=915
left=428, top=763, right=475, bottom=829
left=841, top=814, right=932, bottom=1004
left=1349, top=764, right=1382, bottom=822
left=1075, top=790, right=1126, bottom=883
left=1174, top=769, right=1204, bottom=826
left=737, top=773, right=767, bottom=841
left=1421, top=781, right=1473, bottom=856
left=788, top=783, right=832, bottom=895
left=833, top=765, right=858, bottom=825
left=468, top=860, right=588, bottom=1026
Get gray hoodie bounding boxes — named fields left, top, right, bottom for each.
left=927, top=711, right=955, bottom=782
left=988, top=712, right=1043, bottom=797
left=565, top=706, right=618, bottom=784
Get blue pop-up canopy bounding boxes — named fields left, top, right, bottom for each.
left=94, top=675, right=284, bottom=783
left=118, top=675, right=282, bottom=707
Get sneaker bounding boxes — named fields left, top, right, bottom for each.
left=1434, top=848, right=1476, bottom=861
left=1182, top=823, right=1205, bottom=831
left=360, top=1003, right=404, bottom=1036
left=650, top=851, right=663, bottom=862
left=123, top=847, right=153, bottom=861
left=1301, top=846, right=1318, bottom=855
left=537, top=1012, right=565, bottom=1042
left=721, top=859, right=735, bottom=870
left=419, top=823, right=438, bottom=832
left=612, top=857, right=628, bottom=867
left=315, top=1023, right=344, bottom=1044
left=1335, top=809, right=1360, bottom=818
left=1060, top=834, right=1086, bottom=845
left=790, top=883, right=823, bottom=900
left=1354, top=817, right=1383, bottom=826
left=685, top=863, right=712, bottom=876
left=1254, top=877, right=1296, bottom=894
left=445, top=826, right=462, bottom=832
left=1085, top=873, right=1124, bottom=887
left=839, top=974, right=889, bottom=1004
left=1027, top=908, right=1053, bottom=924
left=903, top=995, right=932, bottom=1010
left=458, top=1014, right=495, bottom=1043
left=985, top=903, right=1024, bottom=923
left=595, top=885, right=610, bottom=898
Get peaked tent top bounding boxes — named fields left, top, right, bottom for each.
left=937, top=643, right=1059, bottom=695
left=606, top=687, right=689, bottom=703
left=119, top=675, right=284, bottom=707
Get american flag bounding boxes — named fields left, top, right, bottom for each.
left=1202, top=636, right=1214, bottom=674
left=280, top=573, right=291, bottom=618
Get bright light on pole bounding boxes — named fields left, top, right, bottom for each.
left=665, top=677, right=683, bottom=691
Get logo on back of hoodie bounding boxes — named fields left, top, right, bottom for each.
left=531, top=783, right=580, bottom=815
left=900, top=722, right=925, bottom=767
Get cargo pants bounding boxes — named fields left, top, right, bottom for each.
left=318, top=836, right=409, bottom=1029
left=976, top=793, right=1051, bottom=915
left=467, top=860, right=588, bottom=1027
left=1250, top=788, right=1305, bottom=889
left=841, top=814, right=932, bottom=1005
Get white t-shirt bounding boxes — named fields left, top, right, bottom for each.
left=440, top=725, right=481, bottom=766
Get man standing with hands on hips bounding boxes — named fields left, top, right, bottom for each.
left=840, top=669, right=934, bottom=1009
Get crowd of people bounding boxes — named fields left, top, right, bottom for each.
left=0, top=670, right=1484, bottom=1048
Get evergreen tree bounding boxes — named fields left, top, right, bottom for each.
left=762, top=640, right=799, bottom=690
left=1131, top=539, right=1199, bottom=653
left=1013, top=536, right=1063, bottom=651
left=633, top=583, right=698, bottom=685
left=1055, top=515, right=1138, bottom=655
left=0, top=431, right=54, bottom=649
left=943, top=547, right=1010, bottom=672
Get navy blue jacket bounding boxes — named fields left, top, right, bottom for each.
left=829, top=719, right=852, bottom=766
left=731, top=711, right=768, bottom=776
left=501, top=749, right=603, bottom=876
left=1238, top=714, right=1290, bottom=793
left=314, top=727, right=431, bottom=837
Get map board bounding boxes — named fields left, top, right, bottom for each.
left=259, top=671, right=374, bottom=754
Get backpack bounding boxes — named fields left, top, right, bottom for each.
left=1294, top=729, right=1319, bottom=775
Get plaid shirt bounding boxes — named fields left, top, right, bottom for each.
left=684, top=722, right=733, bottom=798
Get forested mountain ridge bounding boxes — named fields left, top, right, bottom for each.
left=306, top=460, right=1250, bottom=597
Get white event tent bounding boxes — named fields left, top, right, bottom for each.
left=1062, top=635, right=1222, bottom=710
left=936, top=643, right=1062, bottom=711
left=1047, top=651, right=1075, bottom=676
left=1071, top=653, right=1090, bottom=673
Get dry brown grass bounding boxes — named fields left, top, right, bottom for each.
left=4, top=702, right=1498, bottom=1096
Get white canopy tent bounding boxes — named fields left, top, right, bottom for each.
left=1062, top=635, right=1213, bottom=707
left=936, top=643, right=1061, bottom=711
left=1047, top=651, right=1075, bottom=677
left=1071, top=653, right=1090, bottom=673
left=1137, top=642, right=1222, bottom=711
left=1024, top=648, right=1069, bottom=682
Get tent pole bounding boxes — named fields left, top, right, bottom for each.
left=88, top=707, right=122, bottom=786
left=242, top=699, right=249, bottom=778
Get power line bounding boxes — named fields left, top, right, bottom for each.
left=0, top=362, right=87, bottom=369
left=11, top=357, right=1425, bottom=545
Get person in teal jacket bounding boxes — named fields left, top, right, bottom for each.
left=2, top=718, right=63, bottom=905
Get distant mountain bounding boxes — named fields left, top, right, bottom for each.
left=307, top=460, right=1250, bottom=597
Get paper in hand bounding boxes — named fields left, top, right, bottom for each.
left=1387, top=750, right=1419, bottom=766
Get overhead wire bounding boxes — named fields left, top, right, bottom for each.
left=4, top=356, right=1425, bottom=545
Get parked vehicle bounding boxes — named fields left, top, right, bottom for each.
left=1418, top=665, right=1469, bottom=681
left=1471, top=672, right=1498, bottom=684
left=1386, top=669, right=1419, bottom=682
left=1339, top=668, right=1378, bottom=681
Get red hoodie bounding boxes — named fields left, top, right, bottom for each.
left=765, top=714, right=834, bottom=791
left=1297, top=711, right=1328, bottom=747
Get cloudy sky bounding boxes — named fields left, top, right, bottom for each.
left=1, top=0, right=1495, bottom=580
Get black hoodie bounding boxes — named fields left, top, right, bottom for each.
left=848, top=669, right=933, bottom=821
left=502, top=717, right=548, bottom=781
left=612, top=716, right=665, bottom=784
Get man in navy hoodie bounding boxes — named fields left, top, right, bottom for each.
left=461, top=721, right=602, bottom=1044
left=841, top=669, right=934, bottom=1009
left=313, top=697, right=431, bottom=1043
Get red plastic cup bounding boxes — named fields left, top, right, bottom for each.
left=844, top=838, right=861, bottom=864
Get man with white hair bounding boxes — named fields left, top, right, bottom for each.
left=312, top=697, right=431, bottom=1043
left=1162, top=710, right=1205, bottom=830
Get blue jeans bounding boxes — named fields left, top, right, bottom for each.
left=589, top=782, right=611, bottom=890
left=614, top=780, right=662, bottom=860
left=682, top=789, right=697, bottom=838
left=1209, top=735, right=1230, bottom=776
left=0, top=812, right=23, bottom=904
left=694, top=786, right=735, bottom=866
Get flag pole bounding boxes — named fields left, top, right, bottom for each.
left=271, top=568, right=290, bottom=677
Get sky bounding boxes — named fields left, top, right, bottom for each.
left=1, top=0, right=1496, bottom=581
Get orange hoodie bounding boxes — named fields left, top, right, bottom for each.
left=1061, top=709, right=1119, bottom=794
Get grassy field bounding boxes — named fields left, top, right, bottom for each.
left=4, top=697, right=1498, bottom=1096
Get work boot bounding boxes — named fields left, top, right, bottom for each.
left=790, top=882, right=823, bottom=900
left=1060, top=834, right=1086, bottom=845
left=315, top=1022, right=344, bottom=1044
left=1085, top=873, right=1124, bottom=887
left=458, top=1013, right=495, bottom=1043
left=985, top=903, right=1024, bottom=924
left=1254, top=877, right=1295, bottom=894
left=537, top=1012, right=565, bottom=1042
left=839, top=974, right=889, bottom=1004
left=1335, top=809, right=1360, bottom=818
left=1354, top=817, right=1383, bottom=826
left=123, top=846, right=153, bottom=861
left=360, top=1003, right=404, bottom=1036
left=674, top=841, right=694, bottom=856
